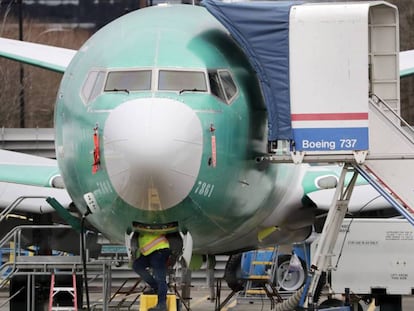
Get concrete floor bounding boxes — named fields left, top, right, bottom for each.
left=1, top=287, right=414, bottom=311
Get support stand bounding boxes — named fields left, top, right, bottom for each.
left=214, top=279, right=239, bottom=311
left=300, top=164, right=358, bottom=309
left=206, top=255, right=217, bottom=301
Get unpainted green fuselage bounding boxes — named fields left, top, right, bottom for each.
left=55, top=4, right=307, bottom=254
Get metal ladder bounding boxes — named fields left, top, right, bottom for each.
left=242, top=247, right=283, bottom=308
left=49, top=272, right=78, bottom=311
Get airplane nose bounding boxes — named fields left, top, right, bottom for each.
left=103, top=98, right=203, bottom=211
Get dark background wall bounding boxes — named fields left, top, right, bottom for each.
left=1, top=0, right=142, bottom=29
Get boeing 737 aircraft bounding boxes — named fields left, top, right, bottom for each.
left=0, top=2, right=413, bottom=270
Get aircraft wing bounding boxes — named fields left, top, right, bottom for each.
left=302, top=165, right=391, bottom=213
left=306, top=184, right=390, bottom=213
left=0, top=37, right=76, bottom=73
left=0, top=149, right=61, bottom=187
left=0, top=149, right=71, bottom=213
left=400, top=49, right=414, bottom=77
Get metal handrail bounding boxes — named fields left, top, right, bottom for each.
left=0, top=224, right=75, bottom=288
left=0, top=262, right=15, bottom=288
left=0, top=285, right=25, bottom=308
left=369, top=93, right=414, bottom=145
left=355, top=165, right=414, bottom=227
left=0, top=195, right=50, bottom=222
left=0, top=224, right=72, bottom=250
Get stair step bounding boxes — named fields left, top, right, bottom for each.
left=245, top=289, right=267, bottom=295
left=53, top=287, right=75, bottom=292
left=251, top=261, right=273, bottom=265
left=247, top=275, right=270, bottom=280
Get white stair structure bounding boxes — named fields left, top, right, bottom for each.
left=358, top=94, right=414, bottom=224
left=265, top=1, right=414, bottom=224
left=261, top=2, right=414, bottom=308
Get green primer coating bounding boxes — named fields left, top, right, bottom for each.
left=301, top=167, right=368, bottom=195
left=0, top=164, right=60, bottom=187
left=54, top=5, right=304, bottom=253
left=400, top=68, right=414, bottom=78
left=0, top=52, right=66, bottom=73
left=46, top=197, right=81, bottom=231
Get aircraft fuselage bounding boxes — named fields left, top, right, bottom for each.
left=55, top=5, right=308, bottom=254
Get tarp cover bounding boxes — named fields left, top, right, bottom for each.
left=203, top=0, right=303, bottom=141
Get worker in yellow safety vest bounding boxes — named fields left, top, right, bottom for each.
left=133, top=232, right=171, bottom=311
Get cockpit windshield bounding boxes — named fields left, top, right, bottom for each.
left=81, top=68, right=237, bottom=105
left=104, top=70, right=152, bottom=92
left=158, top=70, right=207, bottom=92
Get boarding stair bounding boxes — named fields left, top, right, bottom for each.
left=264, top=0, right=414, bottom=223
left=355, top=94, right=414, bottom=226
left=264, top=90, right=414, bottom=308
left=264, top=92, right=414, bottom=227
left=258, top=4, right=414, bottom=308
left=265, top=96, right=414, bottom=308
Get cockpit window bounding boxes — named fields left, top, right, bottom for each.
left=104, top=70, right=152, bottom=92
left=208, top=70, right=237, bottom=104
left=209, top=72, right=226, bottom=102
left=82, top=70, right=106, bottom=103
left=219, top=70, right=237, bottom=101
left=158, top=70, right=207, bottom=92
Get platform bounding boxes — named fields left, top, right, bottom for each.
left=139, top=294, right=177, bottom=311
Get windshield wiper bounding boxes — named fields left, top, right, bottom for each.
left=106, top=88, right=130, bottom=94
left=178, top=88, right=205, bottom=94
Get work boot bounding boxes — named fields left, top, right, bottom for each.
left=148, top=304, right=167, bottom=311
left=143, top=287, right=157, bottom=295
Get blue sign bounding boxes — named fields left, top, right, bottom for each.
left=292, top=127, right=369, bottom=151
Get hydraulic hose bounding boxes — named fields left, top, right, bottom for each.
left=274, top=287, right=305, bottom=311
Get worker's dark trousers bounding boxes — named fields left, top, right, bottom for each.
left=133, top=248, right=171, bottom=306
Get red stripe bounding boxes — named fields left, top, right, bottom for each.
left=92, top=128, right=100, bottom=174
left=291, top=113, right=368, bottom=121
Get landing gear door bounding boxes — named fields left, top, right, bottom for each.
left=125, top=231, right=138, bottom=263
left=180, top=231, right=193, bottom=267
